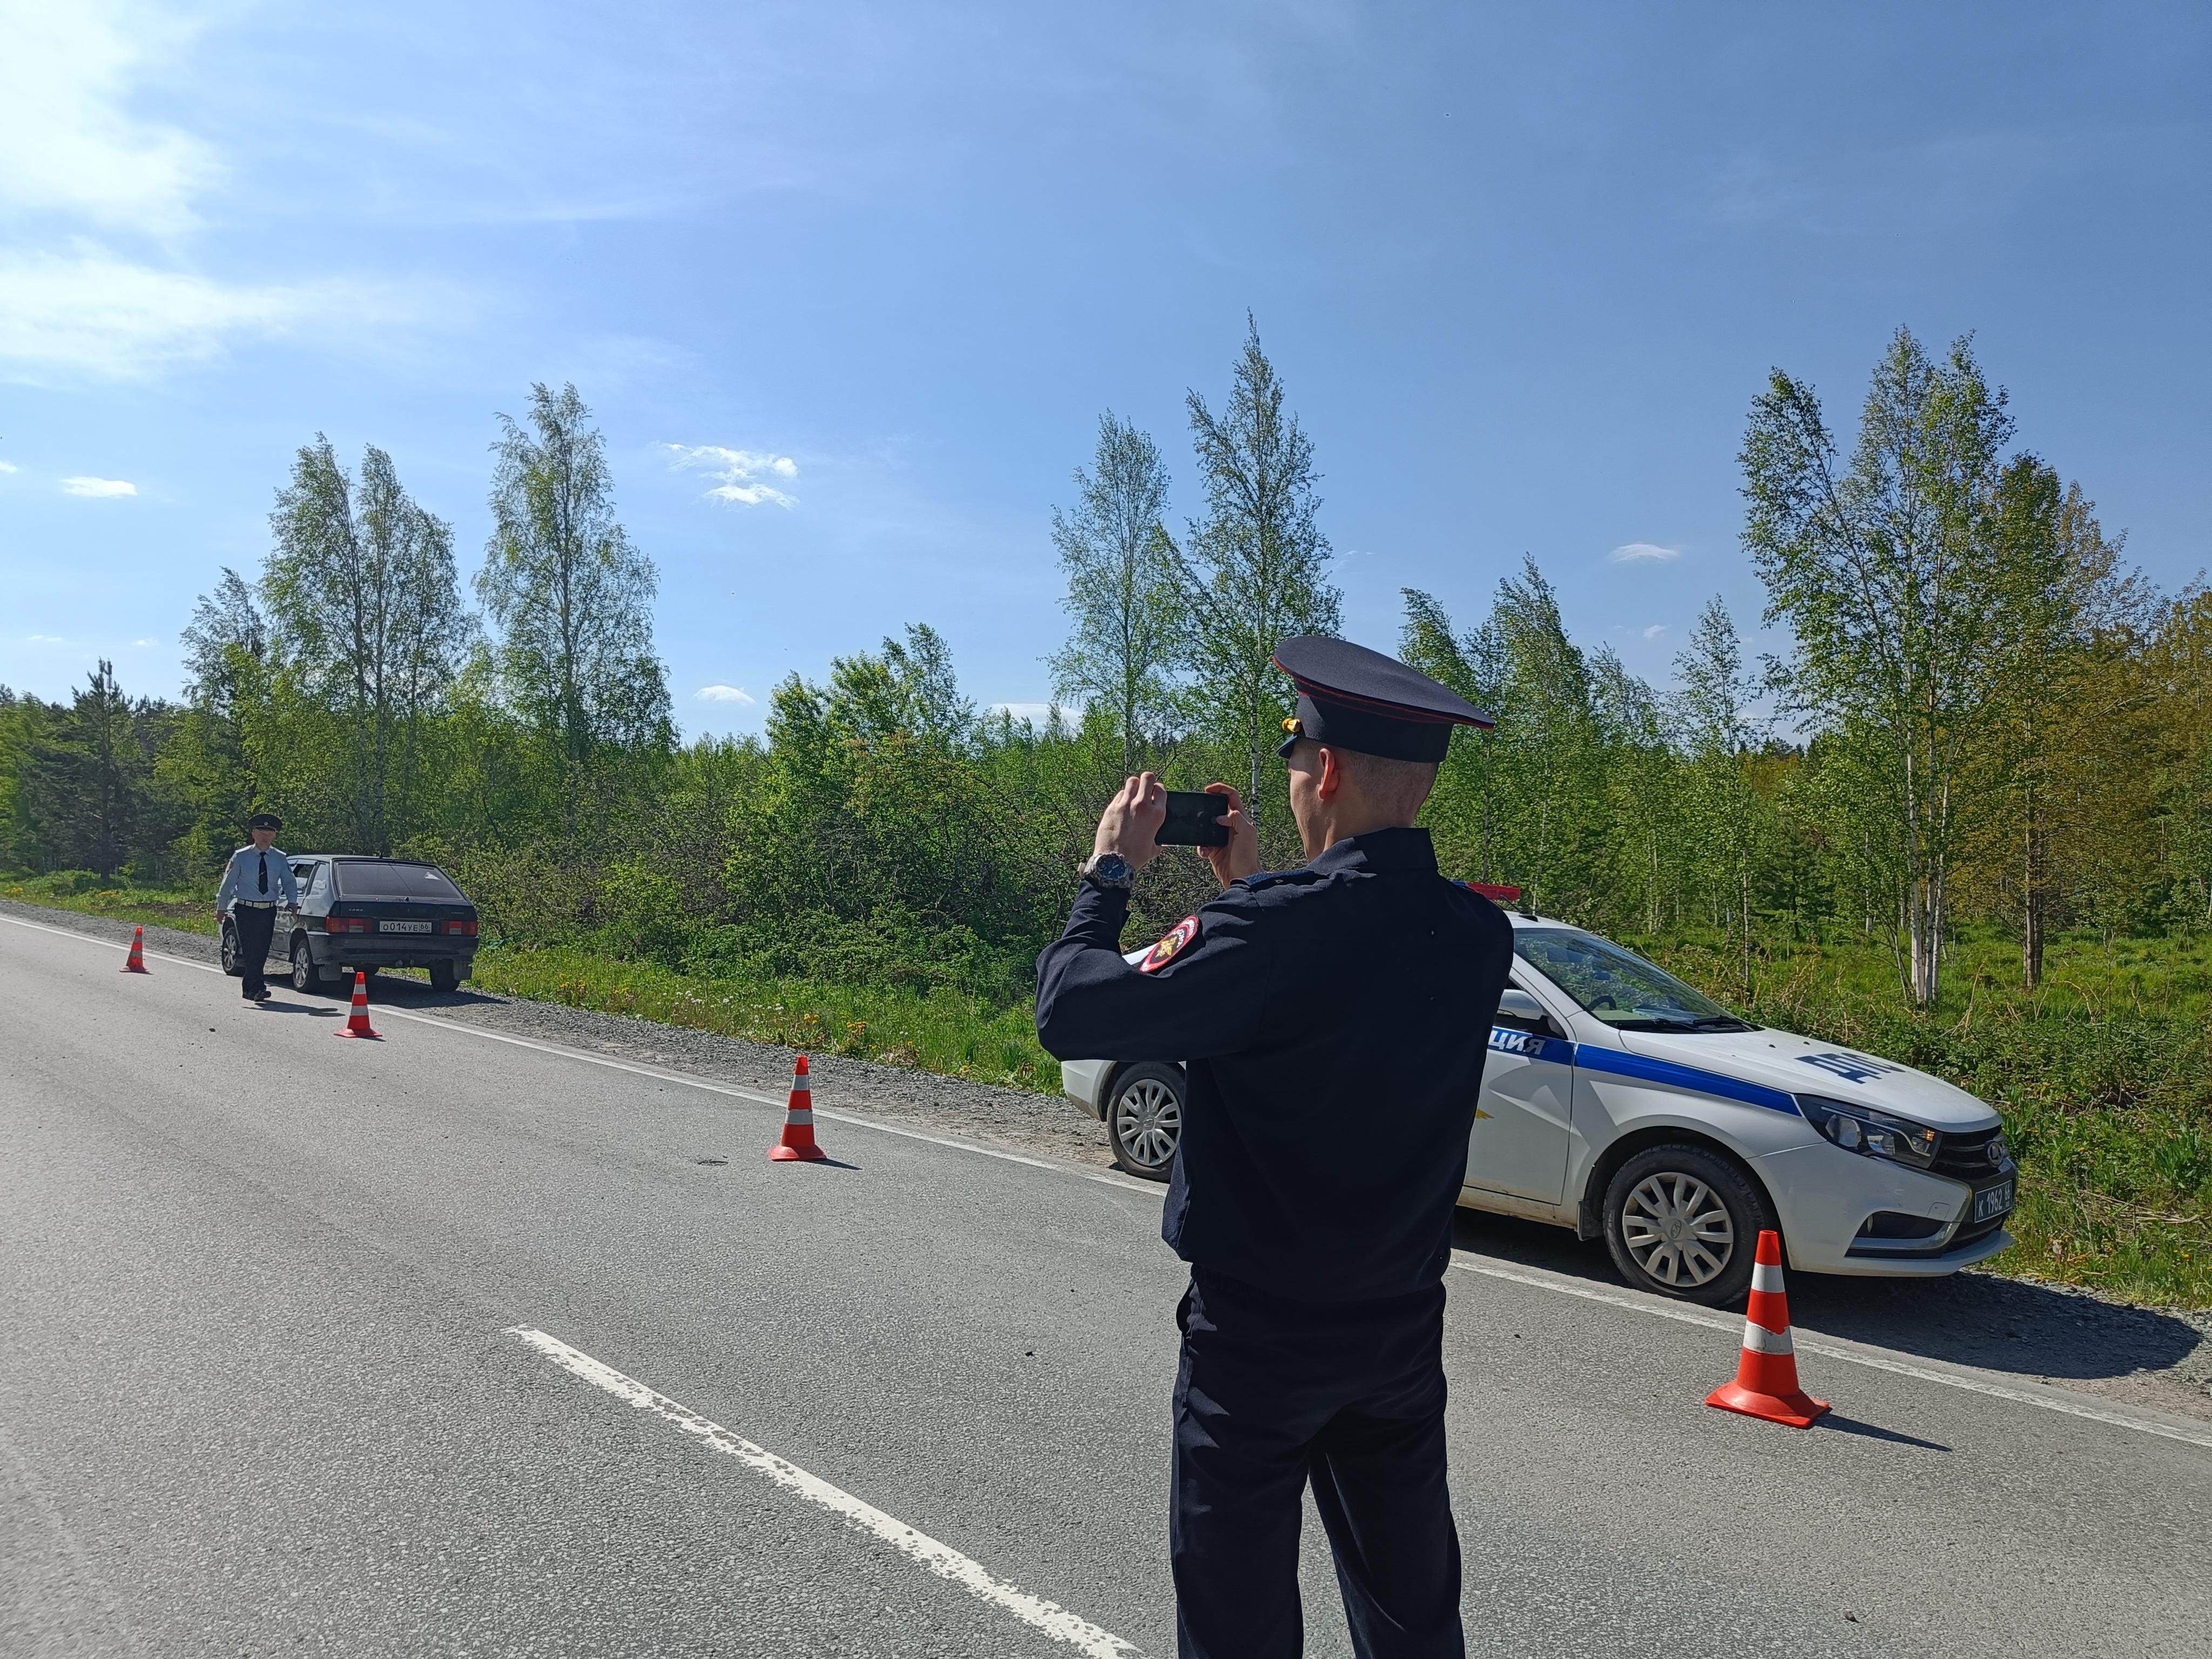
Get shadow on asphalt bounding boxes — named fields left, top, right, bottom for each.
left=1449, top=1208, right=2202, bottom=1384
left=277, top=969, right=501, bottom=1011
left=1815, top=1413, right=1952, bottom=1452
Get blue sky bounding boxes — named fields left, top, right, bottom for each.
left=4, top=2, right=2207, bottom=737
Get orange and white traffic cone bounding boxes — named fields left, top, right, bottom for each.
left=769, top=1054, right=827, bottom=1162
left=334, top=969, right=381, bottom=1040
left=1705, top=1230, right=1829, bottom=1427
left=120, top=925, right=150, bottom=974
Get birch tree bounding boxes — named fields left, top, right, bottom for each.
left=2148, top=588, right=2212, bottom=927
left=1589, top=648, right=1682, bottom=936
left=266, top=438, right=470, bottom=853
left=477, top=382, right=671, bottom=832
left=1742, top=328, right=2019, bottom=1008
left=1047, top=414, right=1182, bottom=773
left=1673, top=596, right=1765, bottom=998
left=1963, top=464, right=2142, bottom=984
left=1168, top=319, right=1340, bottom=826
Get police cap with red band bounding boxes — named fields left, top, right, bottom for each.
left=1272, top=635, right=1494, bottom=763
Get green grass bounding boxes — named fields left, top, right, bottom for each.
left=470, top=942, right=1059, bottom=1091
left=3, top=872, right=218, bottom=935
left=1637, top=926, right=2212, bottom=1308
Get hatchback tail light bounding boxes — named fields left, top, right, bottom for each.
left=447, top=918, right=478, bottom=936
left=326, top=915, right=373, bottom=934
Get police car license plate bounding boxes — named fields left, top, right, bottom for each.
left=380, top=919, right=433, bottom=933
left=1974, top=1181, right=2015, bottom=1223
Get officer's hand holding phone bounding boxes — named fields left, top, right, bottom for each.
left=1193, top=783, right=1259, bottom=891
left=1094, top=772, right=1169, bottom=869
left=1092, top=773, right=1259, bottom=891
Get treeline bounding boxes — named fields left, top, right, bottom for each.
left=3, top=325, right=2208, bottom=1013
left=1054, top=323, right=2212, bottom=1006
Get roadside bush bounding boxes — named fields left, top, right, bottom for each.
left=440, top=841, right=602, bottom=946
left=597, top=857, right=694, bottom=969
left=684, top=902, right=1031, bottom=1006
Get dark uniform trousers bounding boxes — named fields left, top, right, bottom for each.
left=234, top=904, right=278, bottom=998
left=1172, top=1269, right=1462, bottom=1659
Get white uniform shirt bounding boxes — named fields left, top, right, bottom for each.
left=217, top=845, right=300, bottom=910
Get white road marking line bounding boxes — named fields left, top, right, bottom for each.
left=14, top=912, right=2208, bottom=1450
left=2, top=913, right=233, bottom=970
left=507, top=1327, right=1142, bottom=1658
left=1451, top=1257, right=2212, bottom=1451
left=0, top=912, right=1164, bottom=1198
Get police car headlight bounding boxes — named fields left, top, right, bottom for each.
left=1799, top=1095, right=1940, bottom=1169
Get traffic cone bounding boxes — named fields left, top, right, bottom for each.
left=334, top=969, right=381, bottom=1040
left=769, top=1054, right=826, bottom=1162
left=120, top=925, right=150, bottom=974
left=1705, top=1230, right=1829, bottom=1427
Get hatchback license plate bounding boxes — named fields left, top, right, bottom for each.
left=380, top=919, right=433, bottom=934
left=1974, top=1181, right=2015, bottom=1222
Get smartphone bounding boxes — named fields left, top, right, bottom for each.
left=1157, top=790, right=1231, bottom=847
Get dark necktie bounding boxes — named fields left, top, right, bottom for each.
left=259, top=852, right=268, bottom=894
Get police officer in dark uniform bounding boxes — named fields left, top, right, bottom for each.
left=1035, top=636, right=1512, bottom=1659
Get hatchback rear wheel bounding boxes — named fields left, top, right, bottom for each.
left=1601, top=1142, right=1773, bottom=1306
left=1107, top=1062, right=1184, bottom=1181
left=291, top=935, right=326, bottom=993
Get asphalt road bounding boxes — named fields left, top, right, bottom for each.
left=3, top=916, right=2207, bottom=1657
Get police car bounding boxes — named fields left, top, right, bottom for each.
left=1061, top=908, right=2017, bottom=1306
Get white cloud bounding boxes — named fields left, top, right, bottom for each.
left=0, top=12, right=442, bottom=382
left=26, top=634, right=66, bottom=643
left=1611, top=542, right=1681, bottom=563
left=666, top=442, right=799, bottom=508
left=0, top=2, right=215, bottom=235
left=0, top=249, right=423, bottom=381
left=60, top=475, right=135, bottom=496
left=1642, top=624, right=1667, bottom=640
left=694, top=684, right=756, bottom=705
left=0, top=460, right=16, bottom=473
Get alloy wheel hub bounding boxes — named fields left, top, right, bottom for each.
left=1115, top=1079, right=1181, bottom=1166
left=1621, top=1171, right=1734, bottom=1287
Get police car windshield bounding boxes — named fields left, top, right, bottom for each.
left=1510, top=929, right=1751, bottom=1031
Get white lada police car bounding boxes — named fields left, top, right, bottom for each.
left=1062, top=908, right=2018, bottom=1306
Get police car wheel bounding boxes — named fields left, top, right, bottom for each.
left=1601, top=1143, right=1773, bottom=1306
left=219, top=920, right=241, bottom=976
left=1108, top=1063, right=1184, bottom=1182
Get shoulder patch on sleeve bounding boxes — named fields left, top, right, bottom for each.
left=1138, top=914, right=1202, bottom=974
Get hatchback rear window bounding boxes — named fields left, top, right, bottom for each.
left=334, top=861, right=464, bottom=901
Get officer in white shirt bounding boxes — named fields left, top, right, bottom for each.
left=216, top=812, right=300, bottom=1002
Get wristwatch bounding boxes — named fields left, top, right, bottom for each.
left=1080, top=851, right=1135, bottom=891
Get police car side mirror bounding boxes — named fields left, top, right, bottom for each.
left=1495, top=988, right=1562, bottom=1038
